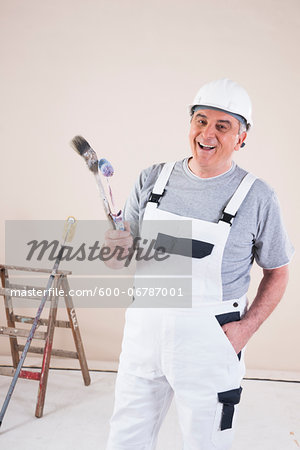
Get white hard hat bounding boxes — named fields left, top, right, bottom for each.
left=190, top=78, right=253, bottom=130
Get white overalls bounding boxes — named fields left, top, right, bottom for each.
left=107, top=162, right=256, bottom=450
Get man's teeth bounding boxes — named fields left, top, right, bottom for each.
left=198, top=143, right=215, bottom=149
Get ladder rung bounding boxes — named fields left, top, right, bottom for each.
left=0, top=367, right=15, bottom=376
left=0, top=366, right=40, bottom=380
left=20, top=369, right=41, bottom=380
left=14, top=315, right=70, bottom=329
left=17, top=345, right=78, bottom=359
left=0, top=326, right=46, bottom=340
left=0, top=264, right=72, bottom=275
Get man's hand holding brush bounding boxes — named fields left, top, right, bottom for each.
left=103, top=221, right=134, bottom=269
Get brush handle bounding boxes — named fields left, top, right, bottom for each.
left=110, top=210, right=125, bottom=231
left=94, top=172, right=112, bottom=218
left=94, top=172, right=107, bottom=201
left=94, top=173, right=125, bottom=230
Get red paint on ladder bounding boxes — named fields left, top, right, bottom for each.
left=39, top=340, right=53, bottom=385
left=19, top=370, right=41, bottom=380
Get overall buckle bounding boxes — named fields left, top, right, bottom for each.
left=148, top=190, right=165, bottom=204
left=219, top=210, right=236, bottom=226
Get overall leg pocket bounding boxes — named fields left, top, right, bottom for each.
left=215, top=311, right=242, bottom=361
left=217, top=387, right=243, bottom=430
left=211, top=387, right=243, bottom=448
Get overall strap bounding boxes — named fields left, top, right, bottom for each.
left=219, top=173, right=257, bottom=226
left=148, top=161, right=176, bottom=205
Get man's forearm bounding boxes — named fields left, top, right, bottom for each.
left=241, top=265, right=289, bottom=334
left=222, top=265, right=290, bottom=354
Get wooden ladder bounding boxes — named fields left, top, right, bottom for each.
left=0, top=264, right=91, bottom=418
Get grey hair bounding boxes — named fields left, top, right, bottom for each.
left=239, top=121, right=247, bottom=134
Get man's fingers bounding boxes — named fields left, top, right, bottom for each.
left=106, top=237, right=133, bottom=249
left=221, top=323, right=229, bottom=333
left=104, top=221, right=133, bottom=250
left=105, top=228, right=131, bottom=241
left=104, top=221, right=132, bottom=239
left=103, top=222, right=134, bottom=269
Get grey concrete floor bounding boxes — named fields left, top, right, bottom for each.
left=0, top=369, right=299, bottom=449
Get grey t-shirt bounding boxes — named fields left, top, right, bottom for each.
left=123, top=158, right=294, bottom=300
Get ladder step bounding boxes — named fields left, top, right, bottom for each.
left=0, top=326, right=46, bottom=340
left=0, top=367, right=15, bottom=376
left=17, top=344, right=78, bottom=359
left=0, top=367, right=41, bottom=380
left=14, top=315, right=70, bottom=329
left=0, top=264, right=72, bottom=275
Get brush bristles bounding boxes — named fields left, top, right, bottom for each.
left=71, top=135, right=91, bottom=156
left=71, top=135, right=98, bottom=173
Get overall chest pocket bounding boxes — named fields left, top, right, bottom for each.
left=154, top=233, right=214, bottom=259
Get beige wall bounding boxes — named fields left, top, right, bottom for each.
left=0, top=0, right=299, bottom=372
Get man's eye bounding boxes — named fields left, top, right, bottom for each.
left=216, top=124, right=228, bottom=131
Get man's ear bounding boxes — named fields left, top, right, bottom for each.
left=234, top=132, right=247, bottom=151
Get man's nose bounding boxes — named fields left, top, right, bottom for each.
left=200, top=124, right=215, bottom=140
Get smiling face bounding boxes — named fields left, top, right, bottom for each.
left=188, top=108, right=247, bottom=178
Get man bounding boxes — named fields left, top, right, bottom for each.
left=105, top=78, right=294, bottom=449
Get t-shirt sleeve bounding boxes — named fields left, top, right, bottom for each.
left=123, top=163, right=164, bottom=240
left=253, top=191, right=294, bottom=269
left=123, top=171, right=144, bottom=240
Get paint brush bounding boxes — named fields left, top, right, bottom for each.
left=71, top=136, right=124, bottom=230
left=71, top=135, right=98, bottom=173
